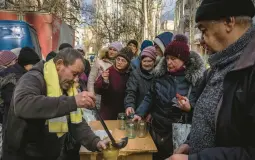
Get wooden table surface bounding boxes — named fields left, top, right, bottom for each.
left=80, top=120, right=157, bottom=156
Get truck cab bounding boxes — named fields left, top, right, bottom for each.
left=0, top=20, right=41, bottom=59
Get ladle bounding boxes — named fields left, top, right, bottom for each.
left=94, top=107, right=128, bottom=149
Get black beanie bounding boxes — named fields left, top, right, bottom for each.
left=117, top=47, right=133, bottom=63
left=59, top=43, right=73, bottom=51
left=18, top=47, right=40, bottom=67
left=196, top=0, right=255, bottom=22
left=127, top=40, right=138, bottom=48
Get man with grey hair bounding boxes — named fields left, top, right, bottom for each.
left=170, top=0, right=255, bottom=160
left=2, top=48, right=108, bottom=160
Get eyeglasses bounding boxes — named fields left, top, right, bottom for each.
left=116, top=57, right=127, bottom=64
left=109, top=47, right=117, bottom=52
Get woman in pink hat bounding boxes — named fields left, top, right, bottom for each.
left=0, top=50, right=17, bottom=72
left=125, top=46, right=157, bottom=118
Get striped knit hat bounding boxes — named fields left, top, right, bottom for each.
left=0, top=50, right=17, bottom=66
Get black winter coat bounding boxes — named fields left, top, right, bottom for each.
left=124, top=67, right=154, bottom=110
left=0, top=63, right=26, bottom=124
left=2, top=61, right=100, bottom=160
left=189, top=29, right=255, bottom=160
left=136, top=52, right=205, bottom=132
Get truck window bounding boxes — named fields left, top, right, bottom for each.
left=0, top=25, right=27, bottom=50
left=29, top=27, right=41, bottom=59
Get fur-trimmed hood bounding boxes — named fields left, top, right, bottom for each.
left=0, top=73, right=16, bottom=89
left=97, top=47, right=109, bottom=59
left=152, top=51, right=206, bottom=86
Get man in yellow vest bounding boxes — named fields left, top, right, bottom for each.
left=2, top=48, right=108, bottom=160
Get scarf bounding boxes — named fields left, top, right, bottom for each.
left=168, top=66, right=186, bottom=76
left=44, top=59, right=83, bottom=137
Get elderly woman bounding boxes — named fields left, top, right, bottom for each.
left=95, top=47, right=133, bottom=120
left=133, top=35, right=206, bottom=160
left=88, top=42, right=123, bottom=93
left=125, top=46, right=157, bottom=116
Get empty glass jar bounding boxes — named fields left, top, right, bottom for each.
left=125, top=120, right=136, bottom=139
left=137, top=120, right=147, bottom=138
left=117, top=113, right=126, bottom=130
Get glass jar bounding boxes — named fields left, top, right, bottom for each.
left=137, top=120, right=147, bottom=138
left=125, top=120, right=136, bottom=139
left=117, top=113, right=126, bottom=130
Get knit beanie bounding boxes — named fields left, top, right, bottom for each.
left=154, top=32, right=174, bottom=53
left=18, top=47, right=40, bottom=67
left=127, top=40, right=138, bottom=48
left=164, top=34, right=190, bottom=62
left=46, top=51, right=57, bottom=62
left=0, top=50, right=17, bottom=66
left=196, top=0, right=255, bottom=22
left=141, top=46, right=157, bottom=61
left=59, top=43, right=73, bottom=51
left=109, top=42, right=123, bottom=52
left=117, top=47, right=133, bottom=63
left=140, top=40, right=153, bottom=52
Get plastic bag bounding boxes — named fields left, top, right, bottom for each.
left=172, top=123, right=191, bottom=150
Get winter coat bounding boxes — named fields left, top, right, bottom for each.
left=136, top=51, right=205, bottom=131
left=0, top=73, right=16, bottom=124
left=2, top=61, right=100, bottom=160
left=84, top=58, right=91, bottom=77
left=87, top=58, right=113, bottom=93
left=188, top=29, right=255, bottom=160
left=0, top=63, right=26, bottom=125
left=124, top=66, right=154, bottom=110
left=94, top=66, right=129, bottom=120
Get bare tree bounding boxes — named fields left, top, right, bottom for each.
left=82, top=0, right=165, bottom=51
left=5, top=0, right=81, bottom=26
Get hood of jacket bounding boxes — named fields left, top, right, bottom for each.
left=0, top=73, right=16, bottom=89
left=29, top=60, right=45, bottom=75
left=98, top=47, right=109, bottom=59
left=152, top=51, right=206, bottom=86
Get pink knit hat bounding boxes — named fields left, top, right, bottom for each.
left=0, top=50, right=17, bottom=66
left=109, top=42, right=123, bottom=52
left=141, top=46, right=157, bottom=61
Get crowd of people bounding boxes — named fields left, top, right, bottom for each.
left=0, top=0, right=255, bottom=160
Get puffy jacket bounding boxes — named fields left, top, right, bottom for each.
left=124, top=66, right=154, bottom=110
left=136, top=52, right=205, bottom=130
left=188, top=27, right=255, bottom=160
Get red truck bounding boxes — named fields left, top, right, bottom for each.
left=0, top=10, right=75, bottom=59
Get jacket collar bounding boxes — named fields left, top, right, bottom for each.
left=232, top=33, right=255, bottom=71
left=137, top=66, right=154, bottom=80
left=152, top=51, right=206, bottom=86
